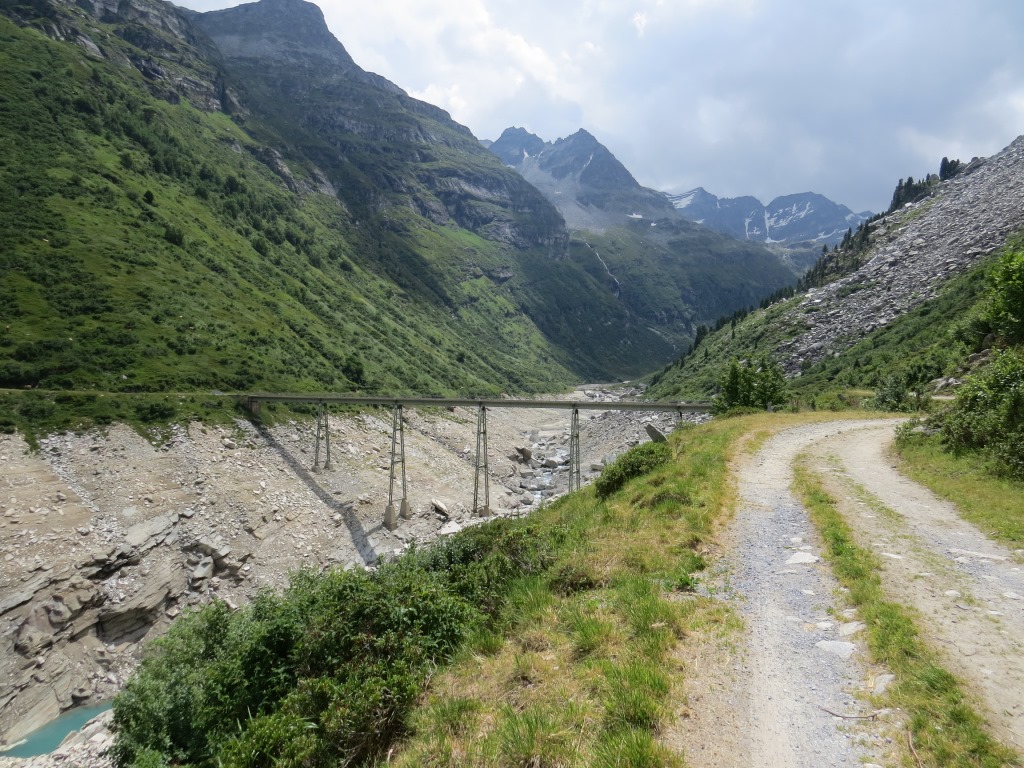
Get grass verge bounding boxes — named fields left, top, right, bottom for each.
left=793, top=460, right=1020, bottom=768
left=386, top=419, right=746, bottom=767
left=894, top=432, right=1024, bottom=551
left=387, top=412, right=886, bottom=767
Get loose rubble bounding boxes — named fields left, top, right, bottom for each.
left=776, top=135, right=1024, bottom=373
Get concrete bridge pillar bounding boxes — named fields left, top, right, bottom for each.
left=311, top=402, right=331, bottom=472
left=385, top=405, right=409, bottom=531
left=473, top=405, right=491, bottom=517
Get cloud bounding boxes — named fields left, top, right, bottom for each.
left=176, top=0, right=1024, bottom=213
left=632, top=12, right=648, bottom=37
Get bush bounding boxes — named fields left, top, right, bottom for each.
left=940, top=348, right=1024, bottom=479
left=989, top=246, right=1024, bottom=344
left=112, top=519, right=553, bottom=767
left=714, top=357, right=786, bottom=413
left=595, top=441, right=671, bottom=500
left=865, top=373, right=912, bottom=412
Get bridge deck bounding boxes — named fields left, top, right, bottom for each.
left=244, top=394, right=711, bottom=413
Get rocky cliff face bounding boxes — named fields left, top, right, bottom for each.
left=1, top=0, right=236, bottom=111
left=193, top=0, right=566, bottom=251
left=488, top=126, right=675, bottom=232
left=775, top=136, right=1024, bottom=373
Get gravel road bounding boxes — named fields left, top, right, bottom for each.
left=809, top=424, right=1024, bottom=752
left=674, top=420, right=897, bottom=767
left=674, top=418, right=1024, bottom=766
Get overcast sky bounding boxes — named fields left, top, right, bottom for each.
left=178, top=0, right=1024, bottom=213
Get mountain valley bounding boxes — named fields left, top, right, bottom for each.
left=1, top=0, right=1023, bottom=764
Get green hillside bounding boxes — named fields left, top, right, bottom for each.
left=646, top=257, right=993, bottom=402
left=0, top=0, right=696, bottom=398
left=570, top=219, right=796, bottom=344
left=0, top=16, right=581, bottom=395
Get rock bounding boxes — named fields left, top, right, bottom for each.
left=785, top=552, right=820, bottom=565
left=815, top=640, right=857, bottom=660
left=98, top=561, right=184, bottom=642
left=838, top=621, right=865, bottom=637
left=873, top=673, right=895, bottom=694
left=193, top=535, right=231, bottom=563
left=124, top=514, right=178, bottom=550
left=437, top=521, right=462, bottom=537
left=15, top=623, right=54, bottom=656
left=192, top=557, right=215, bottom=581
left=644, top=424, right=667, bottom=442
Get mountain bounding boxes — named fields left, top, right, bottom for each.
left=667, top=187, right=872, bottom=247
left=190, top=0, right=566, bottom=251
left=490, top=126, right=683, bottom=231
left=0, top=0, right=709, bottom=396
left=487, top=127, right=799, bottom=351
left=648, top=135, right=1024, bottom=400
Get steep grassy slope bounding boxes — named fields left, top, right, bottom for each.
left=571, top=220, right=797, bottom=339
left=4, top=0, right=765, bottom=394
left=0, top=16, right=584, bottom=394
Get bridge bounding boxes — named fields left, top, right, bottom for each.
left=244, top=394, right=711, bottom=530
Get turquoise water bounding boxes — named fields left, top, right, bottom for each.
left=1, top=702, right=112, bottom=758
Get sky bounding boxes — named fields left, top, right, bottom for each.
left=177, top=0, right=1024, bottom=213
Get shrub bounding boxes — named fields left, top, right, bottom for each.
left=940, top=348, right=1024, bottom=479
left=595, top=441, right=671, bottom=500
left=112, top=519, right=553, bottom=767
left=865, top=373, right=912, bottom=412
left=989, top=246, right=1024, bottom=343
left=714, top=357, right=787, bottom=413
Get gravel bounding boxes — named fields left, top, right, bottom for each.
left=713, top=421, right=894, bottom=766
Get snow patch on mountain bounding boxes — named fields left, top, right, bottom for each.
left=665, top=187, right=871, bottom=247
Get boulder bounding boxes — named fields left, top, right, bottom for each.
left=193, top=535, right=232, bottom=563
left=98, top=561, right=184, bottom=642
left=124, top=514, right=178, bottom=550
left=192, top=557, right=215, bottom=581
left=645, top=424, right=667, bottom=443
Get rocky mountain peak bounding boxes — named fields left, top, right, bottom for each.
left=668, top=187, right=871, bottom=247
left=196, top=0, right=357, bottom=69
left=489, top=126, right=547, bottom=166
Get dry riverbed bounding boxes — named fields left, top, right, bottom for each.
left=0, top=388, right=692, bottom=764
